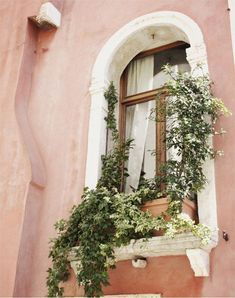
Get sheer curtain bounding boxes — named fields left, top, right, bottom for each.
left=125, top=56, right=154, bottom=192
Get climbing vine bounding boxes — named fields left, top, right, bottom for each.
left=160, top=65, right=230, bottom=205
left=47, top=69, right=229, bottom=297
left=46, top=83, right=158, bottom=297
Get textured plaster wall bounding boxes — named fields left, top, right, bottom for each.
left=0, top=0, right=235, bottom=297
left=0, top=1, right=39, bottom=296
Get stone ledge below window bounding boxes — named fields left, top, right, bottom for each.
left=69, top=231, right=218, bottom=278
left=114, top=231, right=218, bottom=277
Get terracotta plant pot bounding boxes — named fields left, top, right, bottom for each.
left=141, top=197, right=197, bottom=236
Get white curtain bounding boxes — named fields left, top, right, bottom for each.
left=125, top=56, right=154, bottom=192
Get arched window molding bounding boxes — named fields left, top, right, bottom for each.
left=86, top=11, right=217, bottom=233
left=228, top=0, right=235, bottom=68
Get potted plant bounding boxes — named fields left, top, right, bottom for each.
left=47, top=67, right=230, bottom=297
left=141, top=197, right=197, bottom=220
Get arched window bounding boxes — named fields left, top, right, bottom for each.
left=120, top=41, right=190, bottom=192
left=85, top=12, right=218, bottom=275
left=87, top=11, right=217, bottom=233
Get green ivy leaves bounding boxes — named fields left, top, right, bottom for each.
left=47, top=72, right=229, bottom=297
left=161, top=64, right=230, bottom=202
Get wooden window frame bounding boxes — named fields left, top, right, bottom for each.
left=119, top=41, right=188, bottom=185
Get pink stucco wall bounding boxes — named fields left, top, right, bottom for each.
left=0, top=0, right=235, bottom=297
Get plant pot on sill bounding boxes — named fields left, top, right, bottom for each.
left=141, top=197, right=197, bottom=236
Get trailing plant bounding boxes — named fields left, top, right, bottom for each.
left=46, top=83, right=159, bottom=297
left=47, top=71, right=229, bottom=297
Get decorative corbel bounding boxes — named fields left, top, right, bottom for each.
left=29, top=2, right=61, bottom=30
left=186, top=248, right=210, bottom=277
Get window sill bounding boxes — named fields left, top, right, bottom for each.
left=69, top=231, right=218, bottom=278
left=114, top=231, right=218, bottom=276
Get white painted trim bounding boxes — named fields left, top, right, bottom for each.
left=86, top=11, right=218, bottom=230
left=91, top=11, right=204, bottom=83
left=228, top=0, right=235, bottom=67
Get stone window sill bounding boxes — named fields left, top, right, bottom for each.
left=114, top=231, right=218, bottom=276
left=69, top=231, right=218, bottom=278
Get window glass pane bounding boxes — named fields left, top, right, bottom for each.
left=153, top=47, right=190, bottom=89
